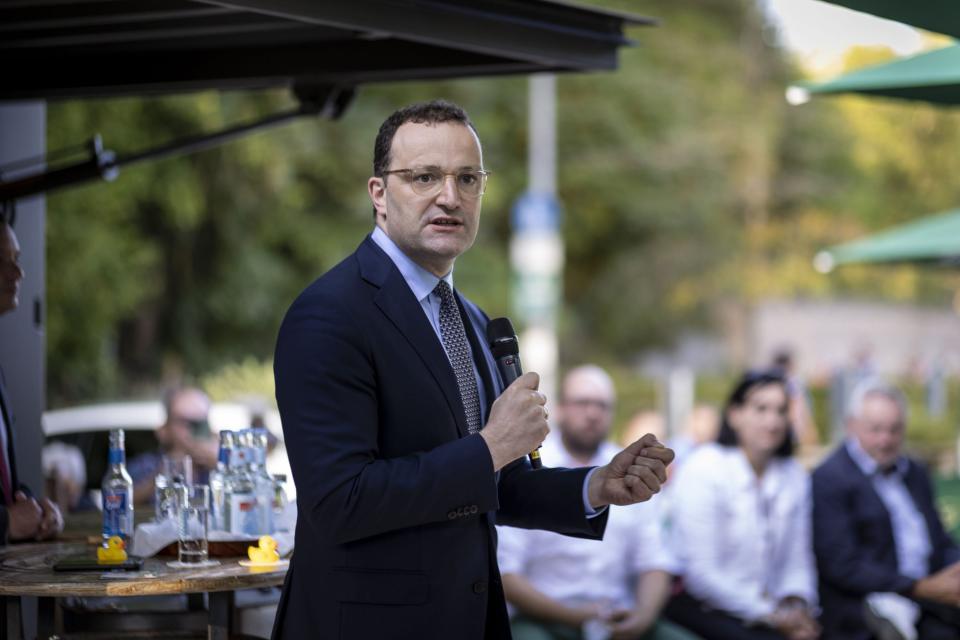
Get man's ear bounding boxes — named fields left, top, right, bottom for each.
left=368, top=176, right=387, bottom=221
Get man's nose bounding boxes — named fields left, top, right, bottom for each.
left=434, top=175, right=461, bottom=208
left=2, top=262, right=23, bottom=281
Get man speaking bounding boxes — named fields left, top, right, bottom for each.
left=272, top=100, right=673, bottom=639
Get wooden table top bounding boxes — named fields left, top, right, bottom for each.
left=0, top=541, right=287, bottom=597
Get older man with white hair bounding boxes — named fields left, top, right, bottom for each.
left=812, top=379, right=960, bottom=640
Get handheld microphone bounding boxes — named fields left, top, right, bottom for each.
left=486, top=317, right=543, bottom=469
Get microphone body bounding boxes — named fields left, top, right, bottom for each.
left=486, top=318, right=543, bottom=469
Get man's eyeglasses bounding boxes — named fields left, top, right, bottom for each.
left=382, top=167, right=490, bottom=199
left=563, top=398, right=614, bottom=413
left=174, top=417, right=211, bottom=436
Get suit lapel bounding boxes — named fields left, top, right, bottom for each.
left=840, top=447, right=900, bottom=547
left=357, top=237, right=470, bottom=438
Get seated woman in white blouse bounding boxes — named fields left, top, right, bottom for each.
left=664, top=370, right=821, bottom=640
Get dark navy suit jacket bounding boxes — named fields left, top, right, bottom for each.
left=0, top=368, right=29, bottom=544
left=812, top=444, right=960, bottom=639
left=271, top=236, right=606, bottom=639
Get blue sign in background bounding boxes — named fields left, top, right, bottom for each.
left=512, top=191, right=561, bottom=232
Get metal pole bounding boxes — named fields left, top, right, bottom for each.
left=513, top=74, right=562, bottom=414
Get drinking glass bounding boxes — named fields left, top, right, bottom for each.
left=176, top=484, right=210, bottom=564
left=154, top=454, right=193, bottom=521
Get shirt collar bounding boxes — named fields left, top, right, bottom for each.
left=727, top=446, right=762, bottom=489
left=371, top=226, right=453, bottom=302
left=717, top=444, right=786, bottom=493
left=845, top=437, right=908, bottom=478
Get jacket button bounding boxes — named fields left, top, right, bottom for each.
left=472, top=580, right=487, bottom=594
left=447, top=510, right=457, bottom=520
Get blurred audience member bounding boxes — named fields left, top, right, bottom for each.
left=667, top=405, right=720, bottom=471
left=771, top=347, right=818, bottom=447
left=830, top=345, right=878, bottom=441
left=498, top=365, right=695, bottom=640
left=129, top=386, right=217, bottom=504
left=813, top=380, right=960, bottom=640
left=42, top=441, right=86, bottom=512
left=621, top=410, right=666, bottom=449
left=665, top=370, right=820, bottom=640
left=0, top=219, right=62, bottom=543
left=250, top=408, right=279, bottom=454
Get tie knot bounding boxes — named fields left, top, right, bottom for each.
left=434, top=279, right=453, bottom=301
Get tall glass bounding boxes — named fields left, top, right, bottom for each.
left=155, top=454, right=193, bottom=521
left=176, top=484, right=209, bottom=564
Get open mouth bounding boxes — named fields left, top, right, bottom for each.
left=429, top=217, right=462, bottom=228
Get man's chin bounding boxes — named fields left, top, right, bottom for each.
left=425, top=239, right=472, bottom=263
left=566, top=437, right=605, bottom=457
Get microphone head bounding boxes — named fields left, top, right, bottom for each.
left=487, top=317, right=519, bottom=358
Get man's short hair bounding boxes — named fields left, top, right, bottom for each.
left=846, top=378, right=908, bottom=422
left=559, top=365, right=615, bottom=403
left=372, top=100, right=477, bottom=178
left=162, top=385, right=209, bottom=420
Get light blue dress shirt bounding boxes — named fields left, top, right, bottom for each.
left=371, top=226, right=488, bottom=423
left=846, top=437, right=932, bottom=580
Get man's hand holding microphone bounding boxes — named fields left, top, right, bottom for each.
left=481, top=371, right=550, bottom=472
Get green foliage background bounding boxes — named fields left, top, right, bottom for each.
left=43, top=0, right=960, bottom=457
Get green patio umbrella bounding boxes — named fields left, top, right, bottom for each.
left=797, top=44, right=960, bottom=105
left=820, top=0, right=960, bottom=39
left=814, top=208, right=960, bottom=273
left=807, top=3, right=960, bottom=278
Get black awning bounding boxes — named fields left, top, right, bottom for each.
left=1, top=0, right=655, bottom=101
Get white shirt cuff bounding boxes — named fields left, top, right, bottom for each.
left=582, top=467, right=607, bottom=518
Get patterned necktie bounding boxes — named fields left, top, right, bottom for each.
left=434, top=280, right=482, bottom=434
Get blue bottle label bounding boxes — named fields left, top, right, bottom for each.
left=102, top=490, right=129, bottom=538
left=108, top=447, right=124, bottom=465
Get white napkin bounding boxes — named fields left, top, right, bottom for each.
left=131, top=518, right=179, bottom=558
left=865, top=592, right=919, bottom=640
left=132, top=506, right=296, bottom=559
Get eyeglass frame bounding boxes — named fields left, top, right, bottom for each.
left=561, top=397, right=615, bottom=413
left=171, top=416, right=211, bottom=437
left=380, top=167, right=491, bottom=198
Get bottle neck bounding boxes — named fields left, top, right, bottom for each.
left=108, top=447, right=125, bottom=466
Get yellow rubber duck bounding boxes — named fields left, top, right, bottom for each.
left=247, top=535, right=280, bottom=564
left=97, top=536, right=128, bottom=563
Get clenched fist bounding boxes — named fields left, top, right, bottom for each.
left=587, top=434, right=674, bottom=508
